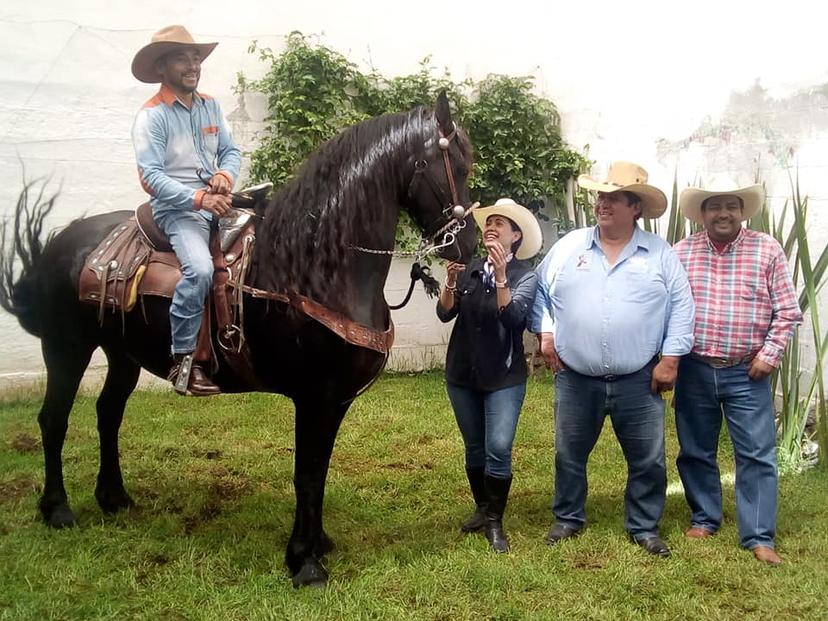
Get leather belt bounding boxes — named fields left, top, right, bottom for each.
left=689, top=352, right=755, bottom=369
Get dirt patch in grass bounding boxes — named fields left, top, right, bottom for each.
left=383, top=461, right=434, bottom=471
left=182, top=473, right=252, bottom=535
left=10, top=433, right=40, bottom=453
left=0, top=475, right=38, bottom=501
left=568, top=552, right=610, bottom=571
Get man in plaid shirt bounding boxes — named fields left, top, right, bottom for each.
left=673, top=178, right=802, bottom=565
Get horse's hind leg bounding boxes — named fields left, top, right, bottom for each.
left=286, top=397, right=350, bottom=588
left=38, top=340, right=94, bottom=528
left=94, top=348, right=140, bottom=514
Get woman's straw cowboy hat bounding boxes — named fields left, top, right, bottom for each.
left=679, top=175, right=764, bottom=224
left=132, top=25, right=218, bottom=84
left=473, top=198, right=543, bottom=260
left=577, top=161, right=667, bottom=219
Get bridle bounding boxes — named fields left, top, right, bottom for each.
left=350, top=120, right=478, bottom=262
left=406, top=121, right=479, bottom=258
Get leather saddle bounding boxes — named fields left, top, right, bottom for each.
left=79, top=183, right=270, bottom=317
left=78, top=184, right=271, bottom=385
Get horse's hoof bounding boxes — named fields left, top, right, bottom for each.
left=42, top=503, right=77, bottom=529
left=291, top=561, right=329, bottom=588
left=95, top=486, right=136, bottom=514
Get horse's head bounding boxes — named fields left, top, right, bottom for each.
left=404, top=91, right=477, bottom=264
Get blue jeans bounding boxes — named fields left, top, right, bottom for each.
left=154, top=210, right=213, bottom=354
left=446, top=382, right=526, bottom=479
left=553, top=362, right=666, bottom=540
left=674, top=356, right=777, bottom=549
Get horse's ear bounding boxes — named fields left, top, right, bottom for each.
left=435, top=90, right=453, bottom=135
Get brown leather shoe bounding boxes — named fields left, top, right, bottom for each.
left=168, top=355, right=221, bottom=396
left=752, top=545, right=782, bottom=566
left=685, top=526, right=714, bottom=539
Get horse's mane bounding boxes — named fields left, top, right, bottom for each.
left=254, top=106, right=442, bottom=304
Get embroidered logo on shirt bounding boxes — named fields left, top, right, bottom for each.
left=202, top=125, right=219, bottom=135
left=576, top=254, right=590, bottom=270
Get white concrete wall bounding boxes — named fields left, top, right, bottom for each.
left=2, top=0, right=827, bottom=390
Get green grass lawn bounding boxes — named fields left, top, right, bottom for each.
left=1, top=372, right=826, bottom=620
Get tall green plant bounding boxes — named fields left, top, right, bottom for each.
left=749, top=175, right=828, bottom=472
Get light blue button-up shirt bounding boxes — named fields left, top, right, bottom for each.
left=530, top=226, right=695, bottom=376
left=132, top=86, right=241, bottom=219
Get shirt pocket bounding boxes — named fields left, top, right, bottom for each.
left=201, top=125, right=220, bottom=158
left=739, top=283, right=761, bottom=300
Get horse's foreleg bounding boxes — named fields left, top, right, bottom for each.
left=287, top=397, right=350, bottom=588
left=38, top=341, right=94, bottom=528
left=94, top=348, right=141, bottom=514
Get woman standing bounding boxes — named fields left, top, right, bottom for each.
left=437, top=198, right=542, bottom=553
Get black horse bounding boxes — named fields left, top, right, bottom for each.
left=0, top=93, right=476, bottom=587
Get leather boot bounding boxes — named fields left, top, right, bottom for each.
left=460, top=467, right=487, bottom=533
left=168, top=353, right=221, bottom=397
left=484, top=475, right=512, bottom=553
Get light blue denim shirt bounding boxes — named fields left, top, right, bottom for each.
left=132, top=85, right=242, bottom=218
left=530, top=226, right=695, bottom=376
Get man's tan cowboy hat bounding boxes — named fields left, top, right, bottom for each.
left=577, top=161, right=667, bottom=219
left=131, top=25, right=218, bottom=83
left=679, top=175, right=764, bottom=224
left=472, top=198, right=543, bottom=260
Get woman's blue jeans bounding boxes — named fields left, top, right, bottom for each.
left=447, top=382, right=526, bottom=479
left=674, top=356, right=777, bottom=550
left=154, top=209, right=213, bottom=354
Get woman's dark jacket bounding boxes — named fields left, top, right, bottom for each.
left=437, top=257, right=538, bottom=391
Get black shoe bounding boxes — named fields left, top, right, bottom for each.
left=631, top=535, right=671, bottom=557
left=545, top=523, right=581, bottom=545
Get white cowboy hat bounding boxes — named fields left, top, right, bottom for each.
left=679, top=175, right=764, bottom=224
left=577, top=161, right=667, bottom=219
left=472, top=198, right=543, bottom=260
left=132, top=25, right=218, bottom=84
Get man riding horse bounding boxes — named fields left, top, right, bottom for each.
left=131, top=25, right=242, bottom=396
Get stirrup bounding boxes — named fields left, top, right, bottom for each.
left=173, top=354, right=194, bottom=395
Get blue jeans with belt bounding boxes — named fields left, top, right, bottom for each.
left=552, top=361, right=666, bottom=540
left=154, top=209, right=213, bottom=355
left=446, top=382, right=526, bottom=479
left=674, top=356, right=777, bottom=550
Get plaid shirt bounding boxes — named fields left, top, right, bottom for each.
left=673, top=228, right=802, bottom=367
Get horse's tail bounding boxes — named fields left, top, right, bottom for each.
left=0, top=180, right=58, bottom=337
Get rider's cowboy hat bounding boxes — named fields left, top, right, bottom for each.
left=473, top=198, right=543, bottom=260
left=131, top=25, right=218, bottom=84
left=577, top=161, right=667, bottom=219
left=679, top=175, right=764, bottom=224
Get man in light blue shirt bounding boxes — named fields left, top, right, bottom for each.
left=131, top=25, right=242, bottom=396
left=531, top=161, right=694, bottom=557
